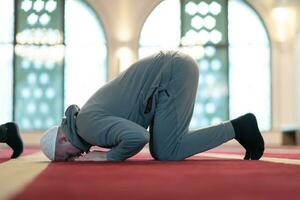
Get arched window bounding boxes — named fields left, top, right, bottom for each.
left=64, top=0, right=107, bottom=109
left=228, top=0, right=271, bottom=131
left=139, top=0, right=271, bottom=131
left=0, top=0, right=107, bottom=131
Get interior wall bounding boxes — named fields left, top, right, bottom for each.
left=295, top=27, right=300, bottom=129
left=85, top=0, right=300, bottom=132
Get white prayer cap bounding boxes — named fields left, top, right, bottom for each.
left=40, top=126, right=59, bottom=161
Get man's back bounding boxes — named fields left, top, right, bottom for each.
left=79, top=51, right=176, bottom=127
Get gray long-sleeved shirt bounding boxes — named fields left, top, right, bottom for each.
left=80, top=51, right=168, bottom=126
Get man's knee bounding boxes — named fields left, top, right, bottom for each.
left=151, top=148, right=181, bottom=161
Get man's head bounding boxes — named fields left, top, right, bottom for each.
left=40, top=126, right=83, bottom=161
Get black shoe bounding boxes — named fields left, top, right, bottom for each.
left=231, top=113, right=264, bottom=160
left=3, top=122, right=24, bottom=158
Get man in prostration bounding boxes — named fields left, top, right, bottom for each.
left=40, top=51, right=264, bottom=162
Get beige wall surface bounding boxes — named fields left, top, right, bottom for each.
left=85, top=0, right=300, bottom=132
left=295, top=30, right=300, bottom=128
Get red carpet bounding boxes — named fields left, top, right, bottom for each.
left=11, top=151, right=300, bottom=200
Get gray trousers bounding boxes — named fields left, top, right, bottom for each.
left=77, top=51, right=235, bottom=161
left=148, top=53, right=235, bottom=160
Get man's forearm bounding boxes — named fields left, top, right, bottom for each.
left=74, top=151, right=107, bottom=161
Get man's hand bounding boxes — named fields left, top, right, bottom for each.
left=73, top=151, right=107, bottom=161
